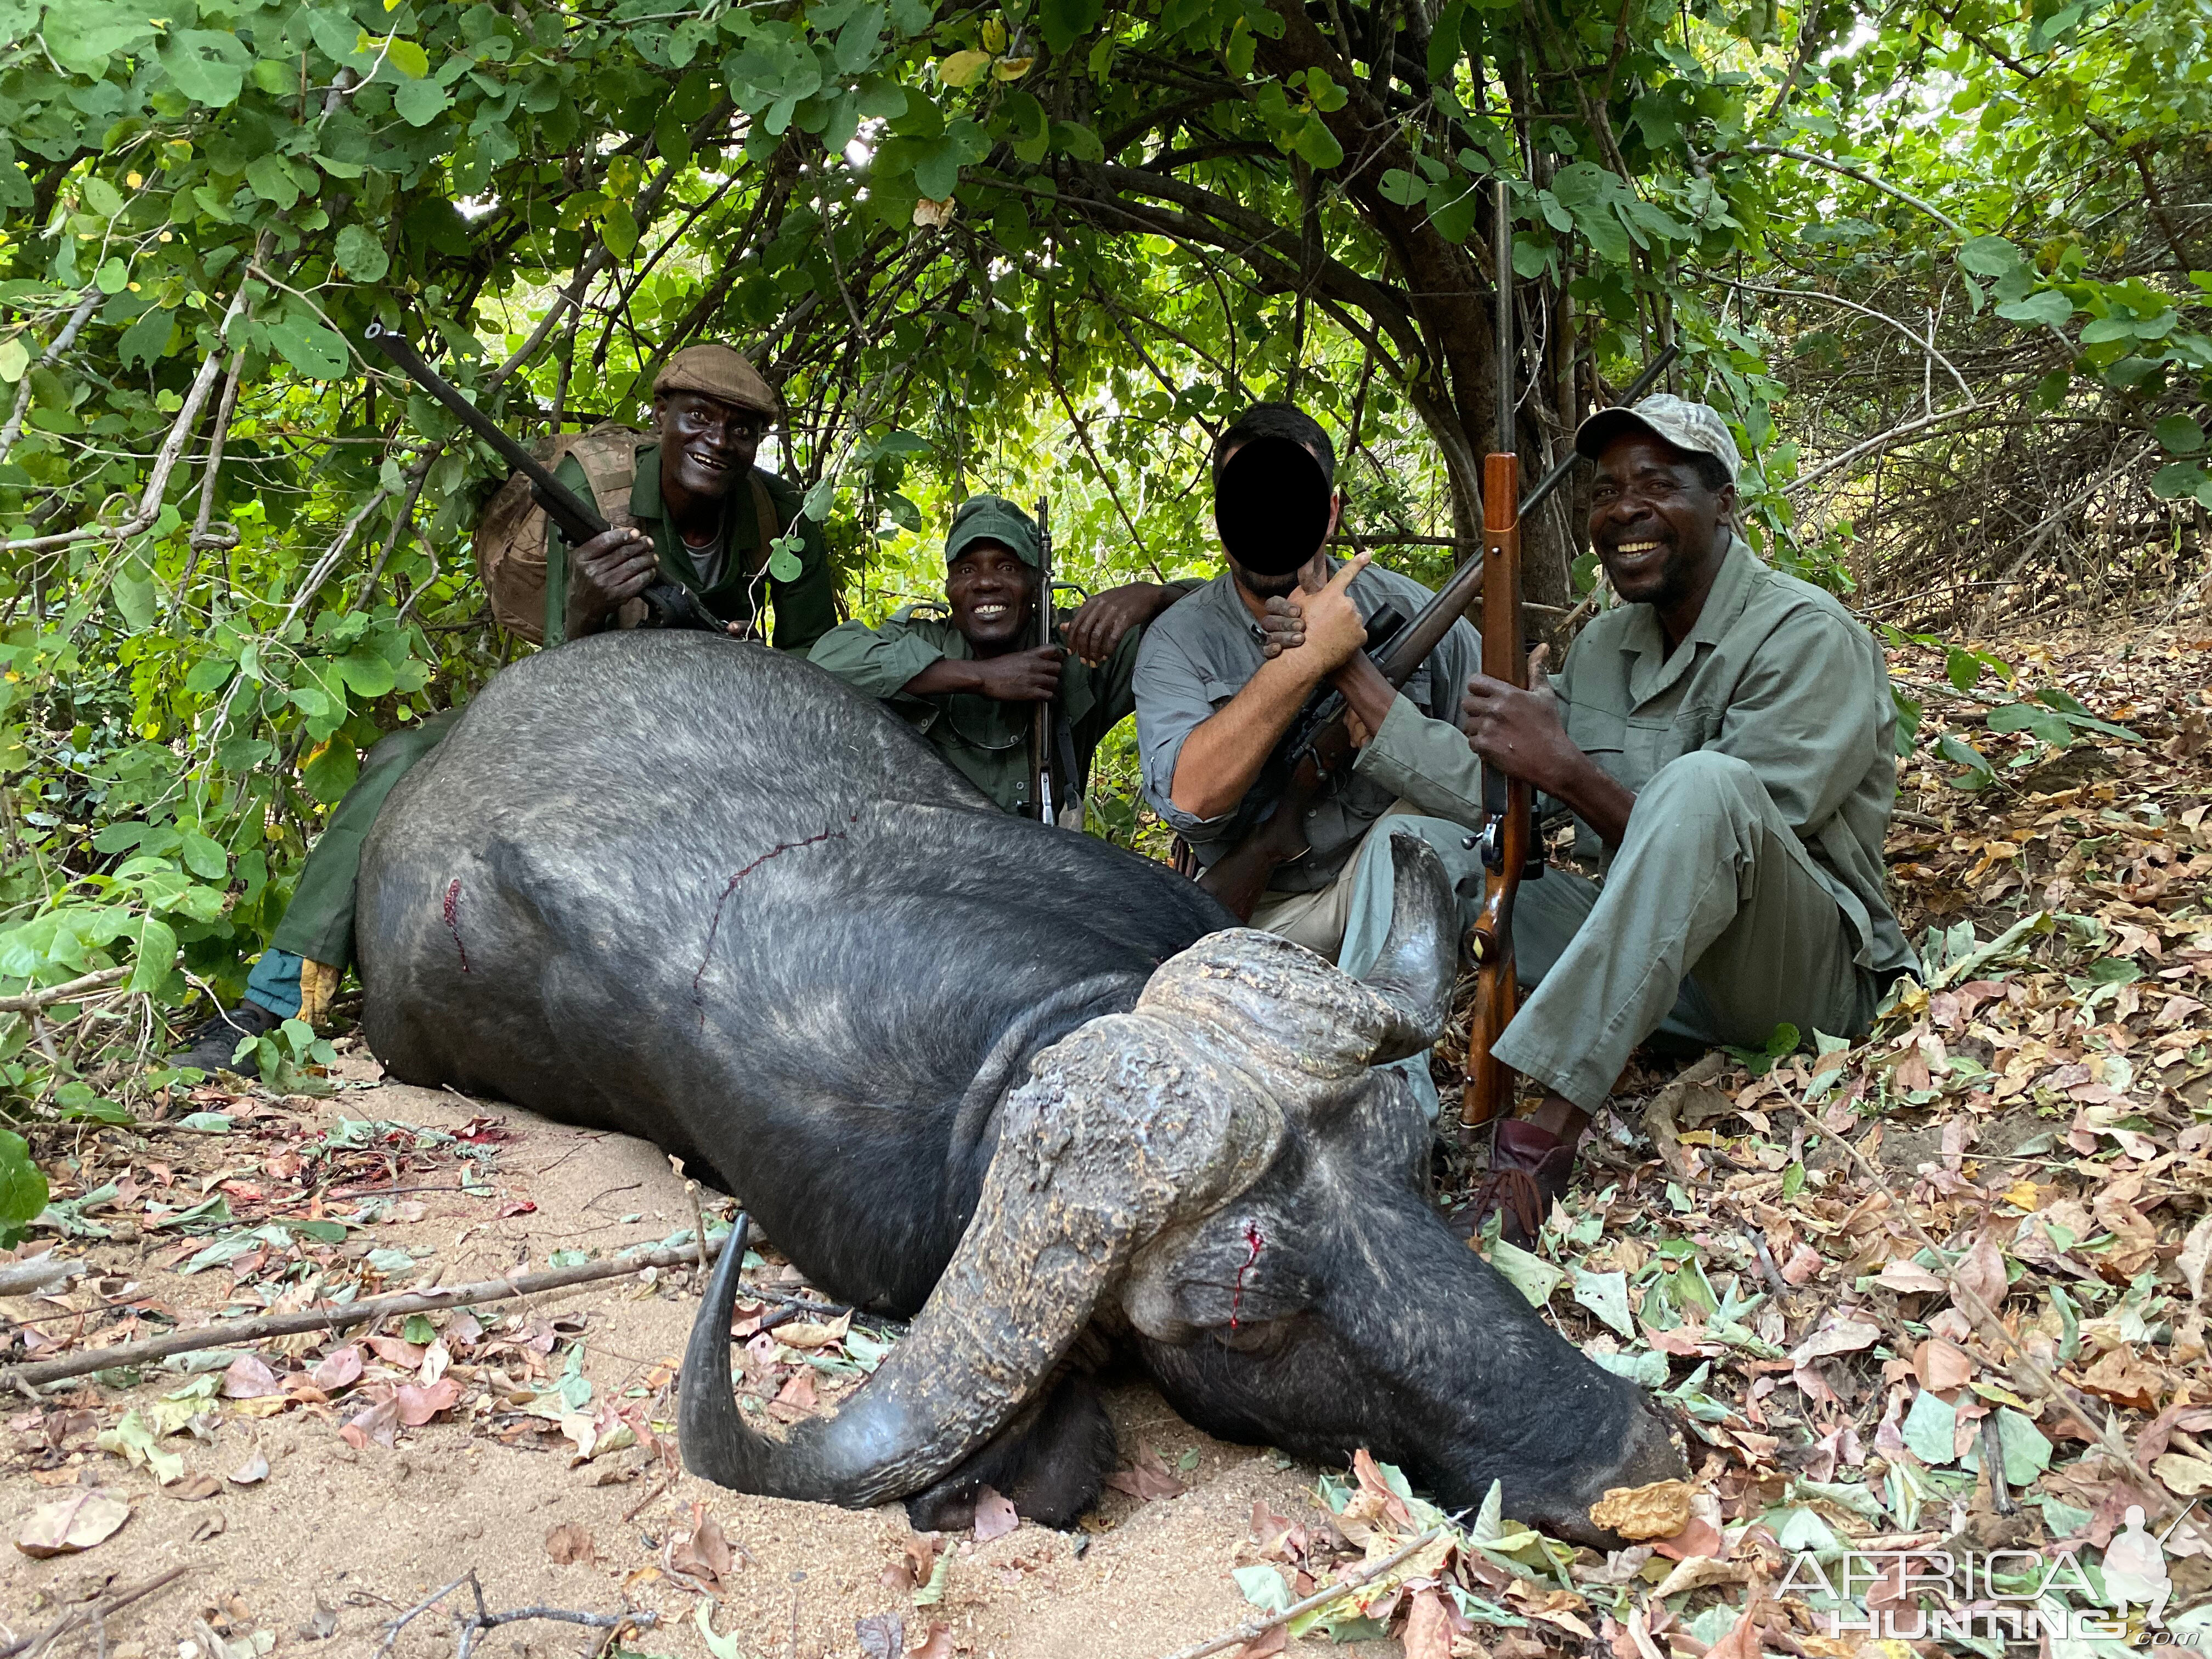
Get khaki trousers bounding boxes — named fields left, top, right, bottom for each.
left=1491, top=751, right=1879, bottom=1111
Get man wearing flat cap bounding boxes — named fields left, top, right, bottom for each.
left=1352, top=394, right=1915, bottom=1241
left=174, top=342, right=834, bottom=1069
left=809, top=495, right=1195, bottom=819
left=541, top=342, right=838, bottom=648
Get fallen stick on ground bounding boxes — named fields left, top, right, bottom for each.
left=372, top=1569, right=653, bottom=1659
left=0, top=967, right=133, bottom=1015
left=1156, top=1525, right=1447, bottom=1659
left=0, top=1232, right=891, bottom=1392
left=0, top=1564, right=189, bottom=1659
left=1788, top=1098, right=2188, bottom=1526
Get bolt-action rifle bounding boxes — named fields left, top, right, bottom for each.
left=1196, top=322, right=1678, bottom=923
left=364, top=321, right=723, bottom=636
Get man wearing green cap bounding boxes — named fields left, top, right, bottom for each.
left=174, top=342, right=835, bottom=1071
left=1350, top=393, right=1915, bottom=1242
left=808, top=495, right=1193, bottom=819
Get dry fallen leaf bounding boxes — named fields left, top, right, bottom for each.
left=1399, top=1585, right=1458, bottom=1659
left=222, top=1354, right=283, bottom=1399
left=1230, top=1629, right=1286, bottom=1659
left=1915, top=1338, right=1977, bottom=1392
left=1875, top=1259, right=1947, bottom=1295
left=394, top=1378, right=460, bottom=1426
left=227, top=1453, right=270, bottom=1486
left=310, top=1347, right=363, bottom=1390
left=855, top=1613, right=904, bottom=1659
left=971, top=1485, right=1018, bottom=1543
left=1588, top=1479, right=1692, bottom=1542
left=2154, top=1452, right=2212, bottom=1496
left=667, top=1502, right=736, bottom=1588
left=910, top=1622, right=954, bottom=1659
left=16, top=1488, right=129, bottom=1557
left=1651, top=1555, right=1751, bottom=1599
left=166, top=1473, right=223, bottom=1502
left=1103, top=1444, right=1186, bottom=1501
left=544, top=1521, right=596, bottom=1565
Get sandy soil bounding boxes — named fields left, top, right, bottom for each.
left=2, top=1051, right=1397, bottom=1659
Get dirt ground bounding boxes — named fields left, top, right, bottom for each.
left=2, top=1053, right=1378, bottom=1659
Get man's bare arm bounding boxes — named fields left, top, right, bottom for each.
left=1168, top=553, right=1374, bottom=820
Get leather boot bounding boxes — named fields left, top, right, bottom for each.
left=1458, top=1119, right=1580, bottom=1248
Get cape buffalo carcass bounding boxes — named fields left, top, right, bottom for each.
left=355, top=631, right=1685, bottom=1543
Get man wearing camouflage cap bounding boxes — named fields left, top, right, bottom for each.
left=174, top=342, right=836, bottom=1071
left=1353, top=394, right=1915, bottom=1241
left=809, top=495, right=1196, bottom=819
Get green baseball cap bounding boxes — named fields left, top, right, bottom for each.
left=945, top=494, right=1041, bottom=569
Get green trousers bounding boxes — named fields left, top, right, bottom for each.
left=268, top=708, right=460, bottom=967
left=1491, top=750, right=1881, bottom=1112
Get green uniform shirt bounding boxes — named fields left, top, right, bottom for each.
left=1355, top=535, right=1912, bottom=975
left=808, top=605, right=1143, bottom=815
left=547, top=444, right=838, bottom=651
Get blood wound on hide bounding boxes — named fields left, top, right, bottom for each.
left=442, top=878, right=470, bottom=973
left=1229, top=1221, right=1265, bottom=1329
left=691, top=814, right=859, bottom=1018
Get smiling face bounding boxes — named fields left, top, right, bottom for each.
left=946, top=540, right=1036, bottom=656
left=653, top=391, right=766, bottom=505
left=1587, top=431, right=1735, bottom=618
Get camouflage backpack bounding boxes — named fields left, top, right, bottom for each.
left=472, top=424, right=777, bottom=644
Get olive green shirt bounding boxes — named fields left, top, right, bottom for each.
left=808, top=605, right=1143, bottom=815
left=547, top=445, right=837, bottom=651
left=1355, top=535, right=1913, bottom=975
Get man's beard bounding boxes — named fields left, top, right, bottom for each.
left=1232, top=562, right=1302, bottom=600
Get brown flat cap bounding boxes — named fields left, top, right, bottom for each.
left=653, top=343, right=780, bottom=415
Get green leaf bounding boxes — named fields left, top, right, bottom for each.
left=159, top=29, right=251, bottom=107
left=1945, top=646, right=1982, bottom=692
left=1049, top=120, right=1104, bottom=163
left=111, top=551, right=156, bottom=630
left=178, top=831, right=228, bottom=881
left=1936, top=732, right=1994, bottom=789
left=1484, top=1237, right=1565, bottom=1305
left=1378, top=168, right=1425, bottom=207
left=0, top=1129, right=47, bottom=1249
left=383, top=36, right=430, bottom=77
left=2154, top=414, right=2207, bottom=456
left=245, top=154, right=302, bottom=211
left=117, top=306, right=175, bottom=371
left=1038, top=0, right=1104, bottom=54
left=1994, top=289, right=2074, bottom=328
left=302, top=739, right=360, bottom=804
left=130, top=915, right=177, bottom=994
left=334, top=225, right=390, bottom=284
left=1289, top=112, right=1344, bottom=171
left=1232, top=1564, right=1291, bottom=1615
left=1572, top=1268, right=1634, bottom=1336
left=1955, top=235, right=2021, bottom=278
left=1900, top=1387, right=1957, bottom=1465
left=1960, top=1408, right=2051, bottom=1486
left=95, top=258, right=128, bottom=295
left=264, top=317, right=348, bottom=380
left=2152, top=461, right=2208, bottom=501
left=393, top=77, right=451, bottom=126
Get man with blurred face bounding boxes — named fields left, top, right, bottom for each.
left=176, top=343, right=837, bottom=1073
left=809, top=495, right=1194, bottom=819
left=1356, top=394, right=1914, bottom=1241
left=1131, top=402, right=1490, bottom=1119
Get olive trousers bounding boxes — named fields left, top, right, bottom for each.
left=1490, top=751, right=1880, bottom=1112
left=241, top=709, right=459, bottom=1017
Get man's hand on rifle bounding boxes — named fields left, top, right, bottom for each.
left=1460, top=645, right=1573, bottom=789
left=973, top=645, right=1065, bottom=702
left=569, top=526, right=659, bottom=631
left=1062, top=583, right=1175, bottom=667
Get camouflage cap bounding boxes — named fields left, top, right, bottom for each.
left=652, top=344, right=781, bottom=416
left=945, top=494, right=1041, bottom=569
left=1574, top=393, right=1741, bottom=485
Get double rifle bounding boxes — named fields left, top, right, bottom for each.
left=1198, top=184, right=1677, bottom=1132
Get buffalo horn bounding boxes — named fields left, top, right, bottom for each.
left=1350, top=831, right=1460, bottom=1064
left=678, top=1014, right=1273, bottom=1505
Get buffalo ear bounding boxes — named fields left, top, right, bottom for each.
left=1352, top=832, right=1459, bottom=1064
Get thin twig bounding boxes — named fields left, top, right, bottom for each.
left=1, top=1239, right=725, bottom=1392
left=0, top=967, right=132, bottom=1014
left=1155, top=1526, right=1447, bottom=1659
left=0, top=1567, right=189, bottom=1659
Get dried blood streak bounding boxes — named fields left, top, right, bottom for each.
left=1228, top=1221, right=1265, bottom=1329
left=442, top=878, right=470, bottom=973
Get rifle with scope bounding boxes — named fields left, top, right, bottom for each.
left=1195, top=338, right=1679, bottom=922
